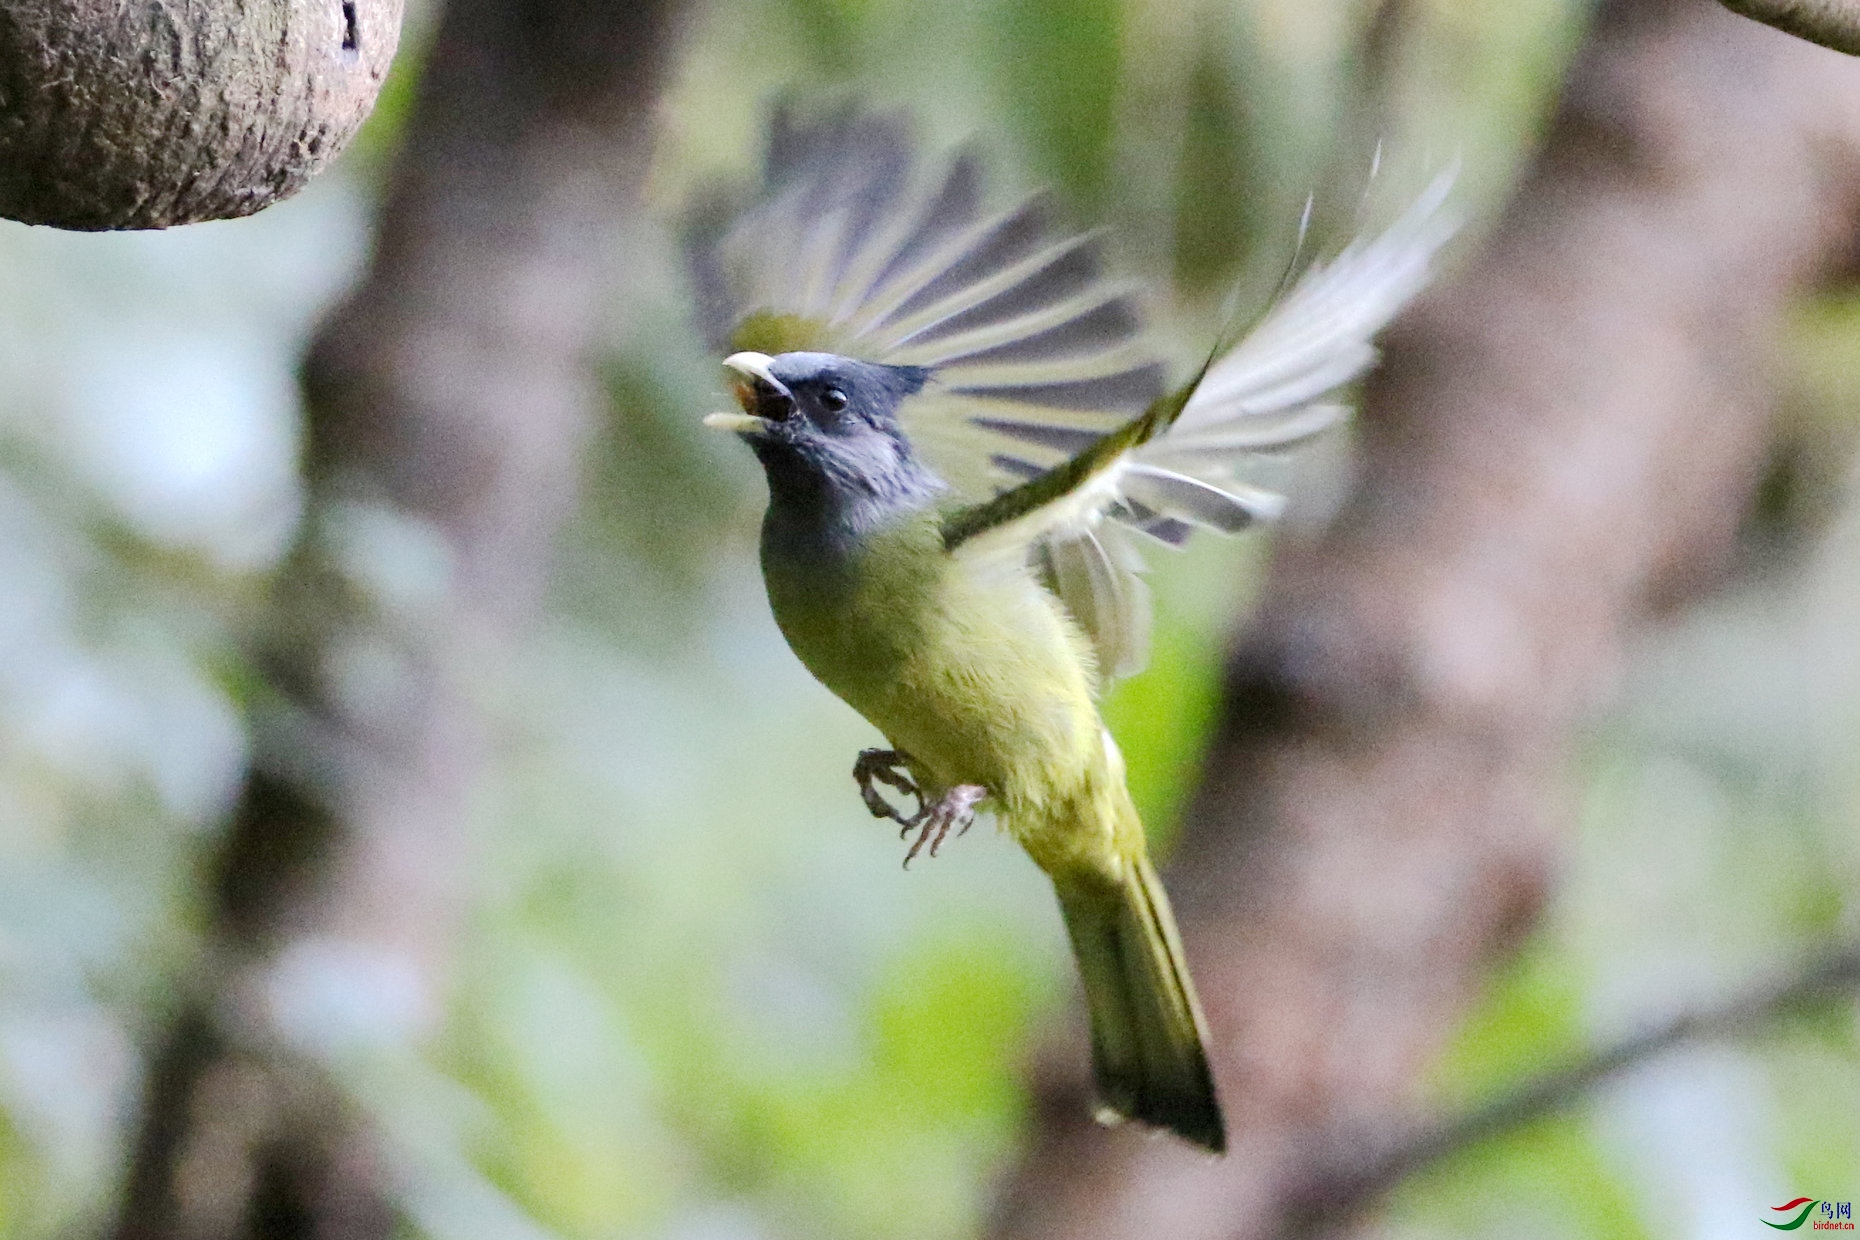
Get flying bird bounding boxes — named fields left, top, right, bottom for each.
left=691, top=108, right=1454, bottom=1153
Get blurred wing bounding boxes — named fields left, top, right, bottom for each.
left=689, top=105, right=1166, bottom=498
left=946, top=171, right=1458, bottom=681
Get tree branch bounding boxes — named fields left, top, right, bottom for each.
left=1291, top=944, right=1860, bottom=1232
left=1719, top=0, right=1860, bottom=55
left=111, top=0, right=680, bottom=1233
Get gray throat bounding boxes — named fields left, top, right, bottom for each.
left=754, top=439, right=945, bottom=559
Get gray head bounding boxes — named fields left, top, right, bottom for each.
left=708, top=351, right=944, bottom=523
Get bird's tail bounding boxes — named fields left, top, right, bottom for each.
left=1055, top=850, right=1225, bottom=1152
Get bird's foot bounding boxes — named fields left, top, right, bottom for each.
left=854, top=748, right=922, bottom=825
left=902, top=784, right=987, bottom=868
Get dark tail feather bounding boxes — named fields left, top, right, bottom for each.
left=1056, top=853, right=1225, bottom=1152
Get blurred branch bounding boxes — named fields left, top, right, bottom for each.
left=112, top=0, right=680, bottom=1234
left=1295, top=944, right=1860, bottom=1231
left=989, top=1, right=1860, bottom=1238
left=1719, top=0, right=1860, bottom=54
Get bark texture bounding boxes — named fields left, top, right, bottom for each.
left=989, top=1, right=1860, bottom=1237
left=111, top=0, right=678, bottom=1233
left=1719, top=0, right=1860, bottom=54
left=0, top=0, right=402, bottom=229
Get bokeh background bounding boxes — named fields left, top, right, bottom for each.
left=1, top=0, right=1856, bottom=1237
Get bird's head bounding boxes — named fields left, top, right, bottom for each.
left=706, top=351, right=941, bottom=512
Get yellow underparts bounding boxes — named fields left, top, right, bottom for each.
left=762, top=511, right=1146, bottom=886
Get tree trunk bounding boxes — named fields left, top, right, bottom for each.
left=989, top=1, right=1860, bottom=1237
left=111, top=0, right=680, bottom=1234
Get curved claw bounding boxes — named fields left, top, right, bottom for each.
left=902, top=784, right=987, bottom=868
left=853, top=748, right=922, bottom=825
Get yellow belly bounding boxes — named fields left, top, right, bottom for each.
left=761, top=514, right=1127, bottom=872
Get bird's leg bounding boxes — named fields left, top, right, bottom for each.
left=853, top=748, right=922, bottom=825
left=902, top=784, right=987, bottom=868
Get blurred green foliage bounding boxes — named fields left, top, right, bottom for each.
left=0, top=0, right=1856, bottom=1237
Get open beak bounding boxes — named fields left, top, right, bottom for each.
left=704, top=352, right=793, bottom=433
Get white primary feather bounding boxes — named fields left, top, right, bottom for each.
left=957, top=171, right=1458, bottom=681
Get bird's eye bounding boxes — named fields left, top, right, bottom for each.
left=820, top=388, right=849, bottom=414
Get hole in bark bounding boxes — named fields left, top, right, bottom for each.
left=340, top=1, right=359, bottom=54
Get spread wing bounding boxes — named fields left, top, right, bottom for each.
left=688, top=105, right=1167, bottom=499
left=943, top=171, right=1459, bottom=680
left=691, top=105, right=1454, bottom=684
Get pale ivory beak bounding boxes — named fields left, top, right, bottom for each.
left=704, top=352, right=787, bottom=433
left=722, top=351, right=780, bottom=388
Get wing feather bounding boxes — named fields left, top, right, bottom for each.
left=887, top=232, right=1105, bottom=348
left=944, top=170, right=1456, bottom=682
left=916, top=295, right=1143, bottom=369
left=838, top=152, right=986, bottom=318
left=945, top=361, right=1171, bottom=414
left=1038, top=529, right=1153, bottom=682
left=1120, top=465, right=1278, bottom=533
left=690, top=108, right=1161, bottom=510
left=692, top=107, right=1453, bottom=686
left=862, top=199, right=1059, bottom=334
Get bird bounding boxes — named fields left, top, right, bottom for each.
left=690, top=106, right=1454, bottom=1153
